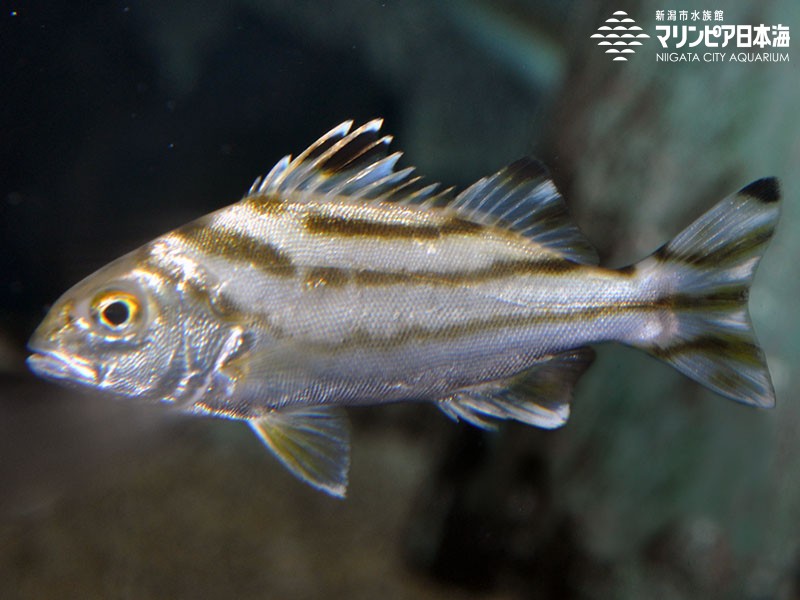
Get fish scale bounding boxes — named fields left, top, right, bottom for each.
left=27, top=119, right=780, bottom=498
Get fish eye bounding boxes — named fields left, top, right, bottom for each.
left=102, top=301, right=130, bottom=327
left=91, top=291, right=141, bottom=332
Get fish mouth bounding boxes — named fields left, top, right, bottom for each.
left=26, top=349, right=98, bottom=385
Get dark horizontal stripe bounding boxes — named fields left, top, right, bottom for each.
left=655, top=223, right=774, bottom=268
left=651, top=335, right=762, bottom=367
left=137, top=245, right=183, bottom=290
left=140, top=247, right=247, bottom=324
left=297, top=289, right=756, bottom=352
left=740, top=178, right=780, bottom=204
left=651, top=287, right=747, bottom=311
left=174, top=221, right=295, bottom=276
left=303, top=212, right=483, bottom=239
left=440, top=218, right=486, bottom=235
left=351, top=270, right=411, bottom=286
left=422, top=258, right=582, bottom=281
left=708, top=370, right=746, bottom=397
left=241, top=193, right=287, bottom=215
left=141, top=249, right=208, bottom=300
left=302, top=305, right=624, bottom=352
left=144, top=248, right=297, bottom=341
left=298, top=258, right=584, bottom=291
left=304, top=266, right=350, bottom=289
left=615, top=264, right=638, bottom=277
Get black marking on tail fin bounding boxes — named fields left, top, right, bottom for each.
left=650, top=325, right=774, bottom=407
left=740, top=177, right=780, bottom=204
left=633, top=178, right=780, bottom=408
left=654, top=221, right=776, bottom=268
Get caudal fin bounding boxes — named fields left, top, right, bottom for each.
left=632, top=178, right=780, bottom=408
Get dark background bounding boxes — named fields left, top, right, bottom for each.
left=1, top=1, right=799, bottom=598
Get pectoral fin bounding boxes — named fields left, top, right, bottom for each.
left=249, top=406, right=351, bottom=498
left=438, top=347, right=595, bottom=430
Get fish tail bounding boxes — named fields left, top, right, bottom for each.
left=629, top=178, right=780, bottom=407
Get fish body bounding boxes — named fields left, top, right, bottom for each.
left=27, top=120, right=780, bottom=497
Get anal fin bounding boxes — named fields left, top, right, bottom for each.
left=249, top=406, right=351, bottom=498
left=438, top=347, right=595, bottom=430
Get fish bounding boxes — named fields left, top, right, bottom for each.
left=27, top=119, right=780, bottom=497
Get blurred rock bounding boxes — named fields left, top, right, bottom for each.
left=0, top=331, right=25, bottom=375
left=644, top=517, right=733, bottom=596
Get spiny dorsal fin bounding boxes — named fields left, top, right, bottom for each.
left=246, top=119, right=447, bottom=205
left=447, top=158, right=598, bottom=265
left=249, top=406, right=351, bottom=498
left=438, top=347, right=596, bottom=430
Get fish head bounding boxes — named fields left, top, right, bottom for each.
left=27, top=253, right=189, bottom=401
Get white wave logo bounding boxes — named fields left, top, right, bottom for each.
left=591, top=10, right=650, bottom=61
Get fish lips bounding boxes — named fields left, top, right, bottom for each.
left=26, top=349, right=98, bottom=386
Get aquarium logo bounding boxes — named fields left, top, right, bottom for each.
left=590, top=10, right=651, bottom=61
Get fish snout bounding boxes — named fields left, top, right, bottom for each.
left=27, top=328, right=98, bottom=386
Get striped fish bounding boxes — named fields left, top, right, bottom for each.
left=27, top=120, right=780, bottom=497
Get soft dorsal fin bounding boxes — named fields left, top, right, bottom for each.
left=247, top=120, right=597, bottom=264
left=445, top=158, right=598, bottom=264
left=247, top=119, right=447, bottom=205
